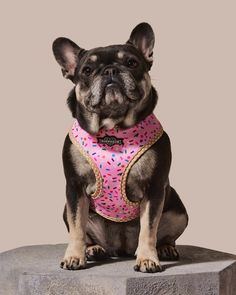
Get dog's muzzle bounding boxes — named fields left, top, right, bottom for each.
left=100, top=66, right=124, bottom=105
left=104, top=82, right=124, bottom=105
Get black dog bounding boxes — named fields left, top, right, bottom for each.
left=52, top=23, right=188, bottom=273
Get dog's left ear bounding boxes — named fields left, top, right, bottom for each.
left=127, top=22, right=155, bottom=68
left=52, top=37, right=84, bottom=81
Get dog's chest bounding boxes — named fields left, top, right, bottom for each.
left=70, top=144, right=156, bottom=200
left=69, top=114, right=163, bottom=222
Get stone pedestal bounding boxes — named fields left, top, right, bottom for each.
left=0, top=244, right=235, bottom=294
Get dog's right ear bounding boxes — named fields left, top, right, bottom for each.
left=52, top=37, right=84, bottom=80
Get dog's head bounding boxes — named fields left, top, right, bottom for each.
left=53, top=22, right=158, bottom=134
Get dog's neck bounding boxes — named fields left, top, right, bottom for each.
left=67, top=86, right=158, bottom=135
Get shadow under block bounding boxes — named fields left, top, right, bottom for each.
left=0, top=244, right=235, bottom=295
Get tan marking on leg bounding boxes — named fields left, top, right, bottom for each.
left=62, top=196, right=89, bottom=270
left=70, top=144, right=96, bottom=195
left=135, top=199, right=164, bottom=272
left=70, top=144, right=91, bottom=176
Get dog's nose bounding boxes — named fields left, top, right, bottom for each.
left=102, top=66, right=119, bottom=77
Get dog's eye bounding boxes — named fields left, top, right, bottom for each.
left=82, top=66, right=92, bottom=76
left=127, top=58, right=138, bottom=68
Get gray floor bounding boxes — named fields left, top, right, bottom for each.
left=0, top=244, right=235, bottom=295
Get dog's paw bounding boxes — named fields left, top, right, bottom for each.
left=60, top=255, right=86, bottom=270
left=134, top=247, right=163, bottom=273
left=134, top=257, right=162, bottom=273
left=86, top=245, right=108, bottom=261
left=60, top=243, right=87, bottom=270
left=158, top=245, right=179, bottom=261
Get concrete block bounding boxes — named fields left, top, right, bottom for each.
left=0, top=244, right=235, bottom=295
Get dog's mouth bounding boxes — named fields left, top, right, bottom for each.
left=104, top=82, right=124, bottom=105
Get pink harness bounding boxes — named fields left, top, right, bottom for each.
left=69, top=114, right=163, bottom=222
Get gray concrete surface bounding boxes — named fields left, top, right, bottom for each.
left=0, top=244, right=235, bottom=295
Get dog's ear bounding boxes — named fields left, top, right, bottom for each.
left=127, top=22, right=155, bottom=68
left=52, top=37, right=84, bottom=80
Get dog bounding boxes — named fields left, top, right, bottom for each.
left=52, top=22, right=188, bottom=273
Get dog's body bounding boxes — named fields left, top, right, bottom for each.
left=53, top=23, right=188, bottom=273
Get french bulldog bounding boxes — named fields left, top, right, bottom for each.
left=52, top=22, right=188, bottom=273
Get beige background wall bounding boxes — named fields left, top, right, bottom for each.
left=0, top=1, right=235, bottom=254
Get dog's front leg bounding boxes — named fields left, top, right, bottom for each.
left=134, top=188, right=165, bottom=273
left=61, top=192, right=89, bottom=270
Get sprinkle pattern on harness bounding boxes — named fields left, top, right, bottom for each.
left=70, top=114, right=163, bottom=222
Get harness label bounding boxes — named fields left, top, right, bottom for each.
left=97, top=135, right=124, bottom=147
